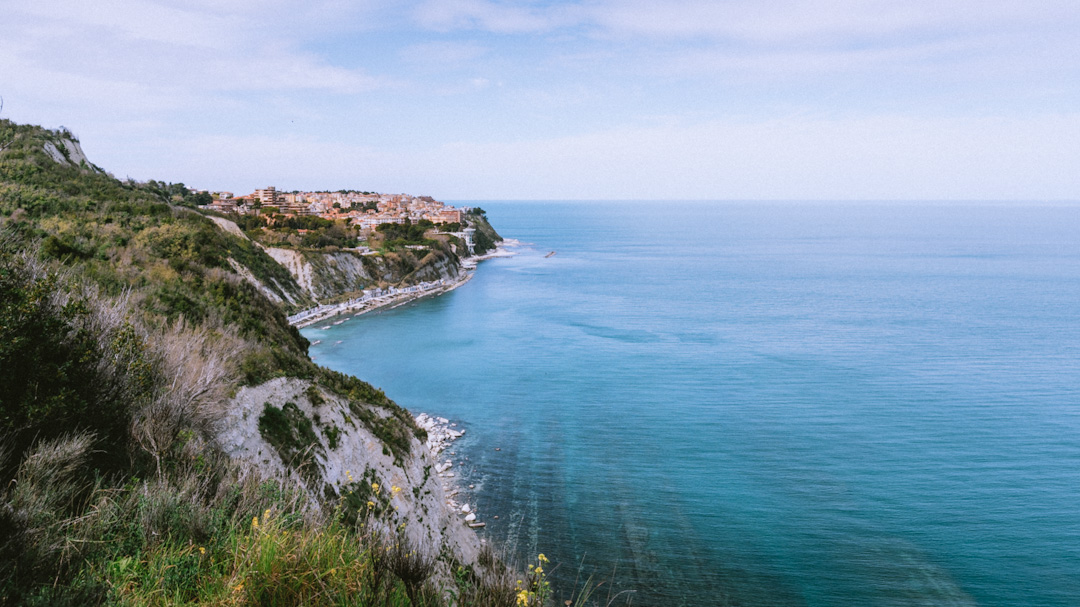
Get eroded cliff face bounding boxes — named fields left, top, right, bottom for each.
left=265, top=245, right=464, bottom=301
left=204, top=215, right=463, bottom=306
left=201, top=205, right=487, bottom=585
left=216, top=378, right=485, bottom=585
left=41, top=137, right=99, bottom=172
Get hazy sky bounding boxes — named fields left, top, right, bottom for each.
left=3, top=0, right=1079, bottom=200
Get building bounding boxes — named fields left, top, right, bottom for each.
left=254, top=187, right=278, bottom=205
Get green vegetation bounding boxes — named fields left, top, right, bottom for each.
left=143, top=180, right=213, bottom=208
left=371, top=218, right=439, bottom=252
left=376, top=218, right=434, bottom=244
left=258, top=402, right=324, bottom=483
left=0, top=120, right=489, bottom=605
left=323, top=424, right=342, bottom=450
left=229, top=213, right=364, bottom=250
left=317, top=367, right=425, bottom=462
left=465, top=208, right=503, bottom=256
left=0, top=251, right=152, bottom=475
left=108, top=506, right=439, bottom=606
left=306, top=384, right=326, bottom=406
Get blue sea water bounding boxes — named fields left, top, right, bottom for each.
left=304, top=202, right=1080, bottom=606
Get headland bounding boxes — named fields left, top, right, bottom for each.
left=0, top=119, right=525, bottom=605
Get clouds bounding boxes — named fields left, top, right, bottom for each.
left=412, top=0, right=583, bottom=33
left=140, top=112, right=1080, bottom=200
left=412, top=0, right=1079, bottom=44
left=2, top=0, right=1077, bottom=199
left=409, top=113, right=1080, bottom=200
left=401, top=0, right=1080, bottom=123
left=583, top=1, right=992, bottom=41
left=14, top=0, right=239, bottom=49
left=0, top=0, right=384, bottom=124
left=408, top=0, right=1080, bottom=89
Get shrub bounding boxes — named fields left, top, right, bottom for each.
left=0, top=246, right=152, bottom=474
left=258, top=402, right=324, bottom=484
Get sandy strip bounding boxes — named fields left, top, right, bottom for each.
left=291, top=241, right=519, bottom=328
left=293, top=272, right=473, bottom=329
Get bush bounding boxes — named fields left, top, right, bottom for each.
left=316, top=366, right=424, bottom=460
left=0, top=246, right=153, bottom=474
left=258, top=402, right=324, bottom=484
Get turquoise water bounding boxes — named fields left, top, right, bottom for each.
left=305, top=202, right=1080, bottom=606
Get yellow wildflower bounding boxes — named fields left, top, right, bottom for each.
left=367, top=501, right=375, bottom=509
left=371, top=482, right=380, bottom=492
left=535, top=566, right=543, bottom=574
left=517, top=589, right=529, bottom=606
left=538, top=553, right=548, bottom=563
left=198, top=546, right=205, bottom=555
left=392, top=485, right=402, bottom=494
left=251, top=516, right=259, bottom=529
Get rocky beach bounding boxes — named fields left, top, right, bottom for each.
left=414, top=413, right=488, bottom=530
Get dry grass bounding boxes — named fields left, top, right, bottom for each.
left=0, top=432, right=98, bottom=601
left=132, top=318, right=242, bottom=474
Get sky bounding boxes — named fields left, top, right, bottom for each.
left=2, top=0, right=1079, bottom=200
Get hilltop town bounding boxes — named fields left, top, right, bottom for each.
left=201, top=186, right=465, bottom=230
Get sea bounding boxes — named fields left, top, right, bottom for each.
left=303, top=201, right=1080, bottom=607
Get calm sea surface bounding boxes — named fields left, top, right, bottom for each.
left=304, top=202, right=1080, bottom=606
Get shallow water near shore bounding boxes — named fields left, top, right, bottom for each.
left=305, top=201, right=1080, bottom=606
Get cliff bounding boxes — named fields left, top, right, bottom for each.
left=265, top=244, right=463, bottom=302
left=205, top=214, right=467, bottom=306
left=217, top=377, right=483, bottom=582
left=0, top=120, right=513, bottom=604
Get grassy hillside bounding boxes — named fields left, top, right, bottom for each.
left=0, top=121, right=538, bottom=606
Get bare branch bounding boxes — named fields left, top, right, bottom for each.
left=130, top=319, right=242, bottom=475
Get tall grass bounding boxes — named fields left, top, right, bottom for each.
left=106, top=504, right=426, bottom=606
left=0, top=429, right=535, bottom=606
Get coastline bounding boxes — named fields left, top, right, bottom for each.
left=293, top=272, right=474, bottom=329
left=290, top=239, right=520, bottom=329
left=297, top=241, right=522, bottom=532
left=414, top=413, right=488, bottom=529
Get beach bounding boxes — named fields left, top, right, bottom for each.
left=290, top=240, right=520, bottom=329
